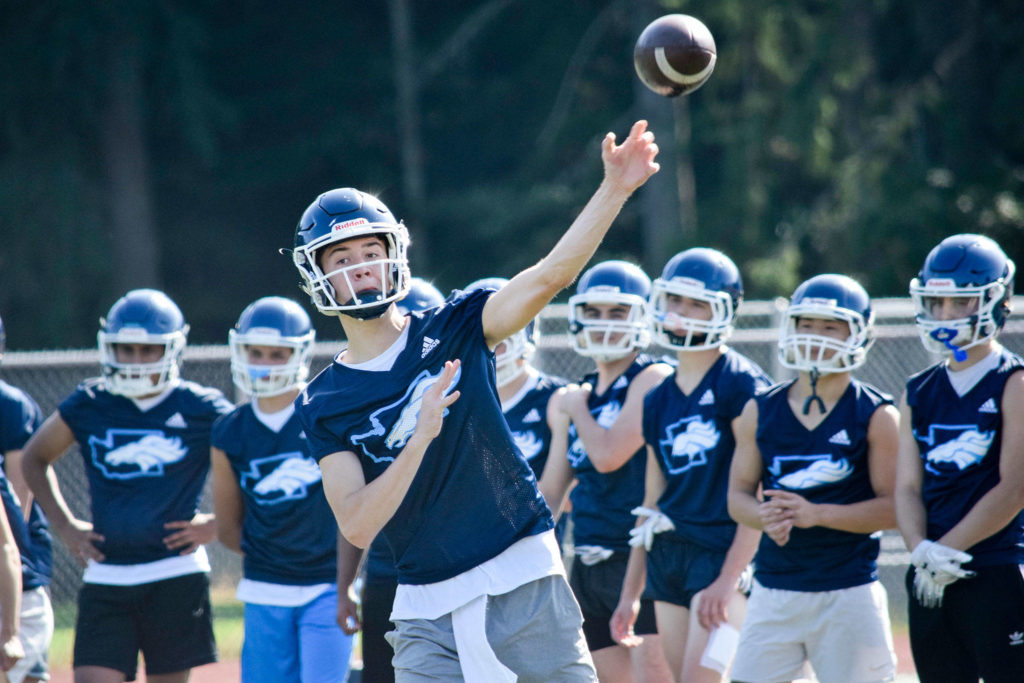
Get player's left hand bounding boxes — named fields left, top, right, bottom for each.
left=337, top=591, right=361, bottom=635
left=601, top=120, right=661, bottom=195
left=163, top=513, right=216, bottom=555
left=694, top=575, right=735, bottom=631
left=763, top=490, right=818, bottom=528
left=0, top=632, right=24, bottom=671
left=610, top=598, right=643, bottom=648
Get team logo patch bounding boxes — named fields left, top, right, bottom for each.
left=768, top=454, right=853, bottom=489
left=240, top=453, right=322, bottom=505
left=659, top=416, right=720, bottom=474
left=916, top=424, right=993, bottom=473
left=89, top=430, right=187, bottom=479
left=512, top=431, right=543, bottom=461
left=351, top=364, right=463, bottom=462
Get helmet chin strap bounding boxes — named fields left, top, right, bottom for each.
left=341, top=289, right=391, bottom=320
left=802, top=367, right=826, bottom=416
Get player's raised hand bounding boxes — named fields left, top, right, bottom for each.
left=602, top=120, right=660, bottom=194
left=412, top=360, right=462, bottom=444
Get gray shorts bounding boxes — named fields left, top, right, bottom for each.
left=386, top=575, right=597, bottom=682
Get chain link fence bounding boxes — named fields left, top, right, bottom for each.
left=4, top=297, right=1022, bottom=629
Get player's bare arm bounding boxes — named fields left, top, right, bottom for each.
left=611, top=447, right=664, bottom=646
left=560, top=363, right=673, bottom=473
left=22, top=411, right=106, bottom=564
left=894, top=393, right=928, bottom=550
left=538, top=386, right=574, bottom=515
left=321, top=360, right=462, bottom=548
left=481, top=120, right=660, bottom=347
left=0, top=503, right=22, bottom=672
left=211, top=447, right=244, bottom=553
left=938, top=370, right=1024, bottom=551
left=336, top=532, right=363, bottom=635
left=765, top=402, right=899, bottom=535
left=697, top=519, right=760, bottom=631
left=2, top=449, right=32, bottom=521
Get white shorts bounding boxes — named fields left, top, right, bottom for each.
left=730, top=580, right=896, bottom=683
left=7, top=587, right=54, bottom=683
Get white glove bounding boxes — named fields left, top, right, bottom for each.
left=574, top=545, right=614, bottom=566
left=910, top=540, right=975, bottom=608
left=628, top=507, right=676, bottom=551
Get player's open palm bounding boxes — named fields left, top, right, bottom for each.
left=413, top=360, right=462, bottom=443
left=602, top=120, right=660, bottom=194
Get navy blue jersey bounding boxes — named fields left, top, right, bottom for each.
left=298, top=290, right=552, bottom=586
left=642, top=350, right=772, bottom=552
left=212, top=404, right=338, bottom=585
left=59, top=379, right=233, bottom=565
left=906, top=349, right=1024, bottom=567
left=754, top=379, right=892, bottom=591
left=503, top=372, right=568, bottom=479
left=568, top=355, right=660, bottom=553
left=0, top=380, right=52, bottom=588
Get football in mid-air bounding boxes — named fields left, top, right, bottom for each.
left=633, top=14, right=717, bottom=97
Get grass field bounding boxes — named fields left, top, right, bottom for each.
left=48, top=586, right=245, bottom=671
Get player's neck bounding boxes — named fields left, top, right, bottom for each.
left=674, top=345, right=725, bottom=394
left=946, top=340, right=1001, bottom=372
left=594, top=352, right=638, bottom=393
left=256, top=388, right=300, bottom=414
left=788, top=370, right=850, bottom=425
left=497, top=366, right=531, bottom=402
left=338, top=305, right=407, bottom=364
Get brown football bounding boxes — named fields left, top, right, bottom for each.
left=634, top=14, right=717, bottom=97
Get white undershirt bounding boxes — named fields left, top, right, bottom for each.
left=251, top=399, right=294, bottom=432
left=339, top=324, right=410, bottom=372
left=945, top=349, right=1000, bottom=397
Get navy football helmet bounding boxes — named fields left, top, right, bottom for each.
left=98, top=289, right=189, bottom=397
left=778, top=274, right=875, bottom=374
left=568, top=261, right=651, bottom=361
left=397, top=277, right=445, bottom=315
left=230, top=297, right=315, bottom=397
left=648, top=248, right=742, bottom=350
left=292, top=188, right=411, bottom=320
left=465, top=277, right=537, bottom=386
left=910, top=234, right=1015, bottom=359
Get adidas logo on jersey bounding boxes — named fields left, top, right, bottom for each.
left=1009, top=631, right=1024, bottom=647
left=828, top=429, right=851, bottom=446
left=523, top=408, right=542, bottom=423
left=421, top=336, right=440, bottom=358
left=613, top=376, right=628, bottom=390
left=165, top=413, right=188, bottom=429
left=978, top=398, right=998, bottom=414
left=698, top=389, right=715, bottom=406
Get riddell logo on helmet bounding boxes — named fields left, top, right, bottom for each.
left=925, top=278, right=955, bottom=287
left=331, top=218, right=370, bottom=231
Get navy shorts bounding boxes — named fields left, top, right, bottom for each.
left=74, top=572, right=216, bottom=681
left=362, top=576, right=398, bottom=683
left=906, top=563, right=1024, bottom=683
left=569, top=553, right=658, bottom=651
left=646, top=535, right=727, bottom=608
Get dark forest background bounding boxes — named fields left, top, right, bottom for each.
left=2, top=0, right=1022, bottom=348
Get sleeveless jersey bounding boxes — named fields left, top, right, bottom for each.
left=642, top=349, right=771, bottom=552
left=568, top=355, right=660, bottom=553
left=212, top=404, right=338, bottom=585
left=298, top=289, right=552, bottom=586
left=906, top=349, right=1024, bottom=567
left=503, top=371, right=568, bottom=479
left=754, top=379, right=892, bottom=591
left=59, top=379, right=233, bottom=565
left=0, top=380, right=52, bottom=589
